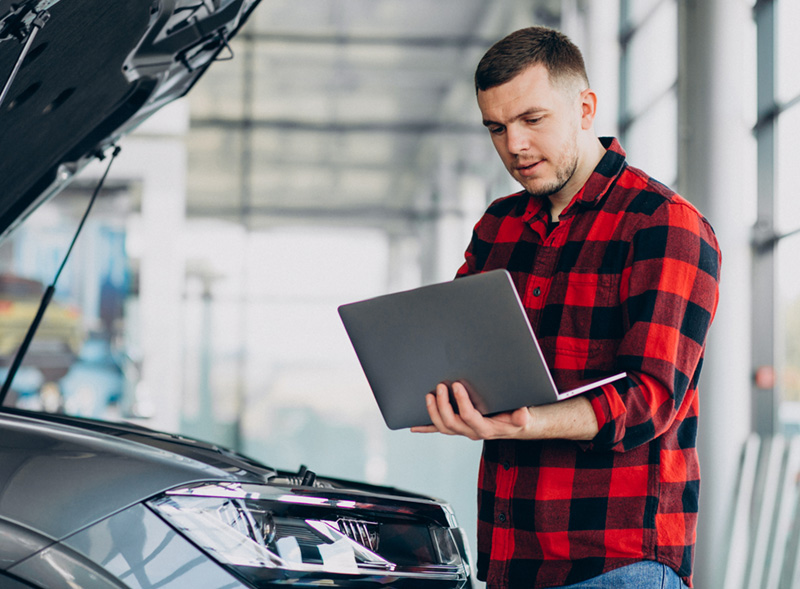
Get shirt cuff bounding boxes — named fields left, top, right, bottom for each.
left=577, top=383, right=625, bottom=452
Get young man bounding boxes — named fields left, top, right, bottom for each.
left=411, top=27, right=721, bottom=588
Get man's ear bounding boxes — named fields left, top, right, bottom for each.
left=579, top=88, right=598, bottom=130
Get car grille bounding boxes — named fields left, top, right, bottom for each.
left=274, top=475, right=333, bottom=488
left=337, top=517, right=380, bottom=552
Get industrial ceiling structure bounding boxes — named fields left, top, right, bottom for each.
left=184, top=0, right=566, bottom=230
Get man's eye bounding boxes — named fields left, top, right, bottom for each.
left=488, top=127, right=504, bottom=135
left=526, top=118, right=542, bottom=125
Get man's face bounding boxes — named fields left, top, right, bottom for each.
left=477, top=64, right=585, bottom=202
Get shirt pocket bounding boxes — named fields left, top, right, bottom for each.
left=542, top=272, right=619, bottom=361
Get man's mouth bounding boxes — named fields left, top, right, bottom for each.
left=516, top=160, right=542, bottom=177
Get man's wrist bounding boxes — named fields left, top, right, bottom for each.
left=524, top=396, right=599, bottom=441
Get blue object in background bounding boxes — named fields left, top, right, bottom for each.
left=59, top=335, right=124, bottom=418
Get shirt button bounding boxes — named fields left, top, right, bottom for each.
left=498, top=513, right=507, bottom=523
left=533, top=287, right=541, bottom=297
left=503, top=461, right=511, bottom=470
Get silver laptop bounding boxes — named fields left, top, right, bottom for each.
left=338, top=269, right=627, bottom=430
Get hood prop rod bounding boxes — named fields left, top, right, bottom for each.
left=0, top=9, right=50, bottom=109
left=0, top=145, right=121, bottom=407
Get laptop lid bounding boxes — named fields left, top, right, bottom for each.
left=338, top=269, right=626, bottom=430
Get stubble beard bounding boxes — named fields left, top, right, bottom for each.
left=520, top=139, right=580, bottom=199
left=523, top=156, right=578, bottom=199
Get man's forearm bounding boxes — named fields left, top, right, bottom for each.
left=412, top=382, right=601, bottom=442
left=525, top=395, right=599, bottom=441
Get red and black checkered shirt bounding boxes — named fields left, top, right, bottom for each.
left=458, top=138, right=721, bottom=588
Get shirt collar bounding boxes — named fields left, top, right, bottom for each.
left=576, top=137, right=627, bottom=209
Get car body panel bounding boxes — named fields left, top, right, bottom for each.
left=7, top=541, right=132, bottom=589
left=0, top=518, right=52, bottom=569
left=0, top=412, right=240, bottom=539
left=0, top=572, right=38, bottom=588
left=63, top=503, right=249, bottom=589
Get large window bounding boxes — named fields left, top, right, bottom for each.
left=755, top=0, right=800, bottom=432
left=619, top=0, right=678, bottom=185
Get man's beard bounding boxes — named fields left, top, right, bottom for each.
left=519, top=130, right=581, bottom=198
left=524, top=155, right=579, bottom=198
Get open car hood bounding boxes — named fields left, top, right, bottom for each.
left=0, top=0, right=259, bottom=241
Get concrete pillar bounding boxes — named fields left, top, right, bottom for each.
left=123, top=137, right=187, bottom=434
left=78, top=102, right=189, bottom=433
left=582, top=0, right=620, bottom=138
left=678, top=1, right=754, bottom=585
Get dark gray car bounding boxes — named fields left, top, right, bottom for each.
left=0, top=409, right=473, bottom=587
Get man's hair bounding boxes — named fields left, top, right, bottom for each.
left=475, top=26, right=589, bottom=93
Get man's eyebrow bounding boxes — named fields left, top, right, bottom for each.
left=482, top=107, right=547, bottom=128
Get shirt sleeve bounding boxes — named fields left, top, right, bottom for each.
left=582, top=199, right=721, bottom=453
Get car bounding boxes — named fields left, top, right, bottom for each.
left=0, top=408, right=474, bottom=588
left=0, top=1, right=476, bottom=587
left=0, top=273, right=83, bottom=382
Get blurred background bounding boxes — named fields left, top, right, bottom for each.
left=1, top=0, right=796, bottom=586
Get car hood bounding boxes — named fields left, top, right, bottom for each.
left=0, top=0, right=259, bottom=241
left=0, top=410, right=453, bottom=542
left=0, top=410, right=252, bottom=540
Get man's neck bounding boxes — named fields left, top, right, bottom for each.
left=548, top=137, right=606, bottom=221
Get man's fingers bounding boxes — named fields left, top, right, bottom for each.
left=450, top=382, right=481, bottom=421
left=450, top=382, right=494, bottom=439
left=417, top=382, right=526, bottom=441
left=434, top=383, right=456, bottom=416
left=425, top=387, right=457, bottom=435
left=435, top=382, right=487, bottom=440
left=410, top=424, right=439, bottom=433
left=431, top=384, right=460, bottom=432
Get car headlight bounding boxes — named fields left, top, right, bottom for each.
left=147, top=482, right=468, bottom=586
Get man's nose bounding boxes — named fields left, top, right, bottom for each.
left=505, top=126, right=529, bottom=155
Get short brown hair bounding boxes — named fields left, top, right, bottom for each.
left=475, top=26, right=589, bottom=93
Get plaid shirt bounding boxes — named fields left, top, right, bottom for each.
left=458, top=138, right=720, bottom=588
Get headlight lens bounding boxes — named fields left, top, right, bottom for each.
left=147, top=483, right=466, bottom=584
left=149, top=495, right=283, bottom=568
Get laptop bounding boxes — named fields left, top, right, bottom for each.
left=338, top=269, right=627, bottom=430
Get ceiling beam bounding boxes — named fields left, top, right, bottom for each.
left=239, top=31, right=495, bottom=49
left=190, top=117, right=486, bottom=135
left=186, top=202, right=467, bottom=223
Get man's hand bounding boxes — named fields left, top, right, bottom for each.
left=410, top=381, right=600, bottom=441
left=410, top=382, right=533, bottom=440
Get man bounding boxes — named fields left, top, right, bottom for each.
left=411, top=27, right=720, bottom=588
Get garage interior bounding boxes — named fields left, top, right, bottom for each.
left=1, top=0, right=796, bottom=586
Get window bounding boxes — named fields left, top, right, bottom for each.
left=755, top=0, right=800, bottom=433
left=619, top=0, right=679, bottom=185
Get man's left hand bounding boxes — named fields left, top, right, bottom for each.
left=410, top=381, right=600, bottom=441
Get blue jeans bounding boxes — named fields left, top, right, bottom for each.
left=555, top=561, right=688, bottom=588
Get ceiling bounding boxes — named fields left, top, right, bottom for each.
left=183, top=0, right=564, bottom=230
